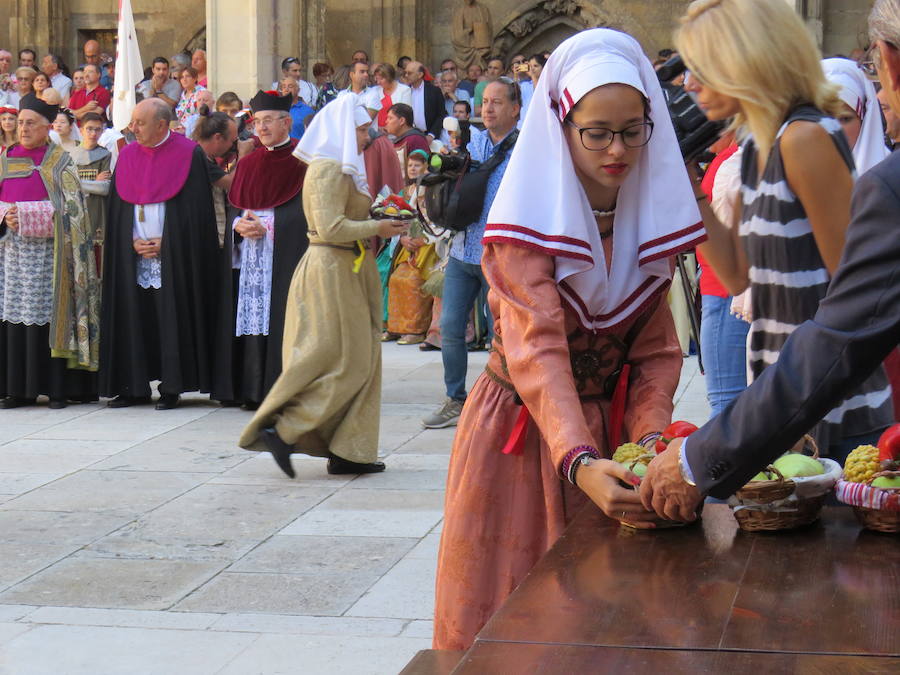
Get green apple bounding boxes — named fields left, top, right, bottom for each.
left=631, top=462, right=648, bottom=478
left=750, top=471, right=772, bottom=481
left=871, top=476, right=900, bottom=488
left=772, top=454, right=825, bottom=479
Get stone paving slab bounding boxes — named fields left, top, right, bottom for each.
left=0, top=509, right=132, bottom=546
left=0, top=624, right=260, bottom=675
left=215, top=634, right=432, bottom=675
left=0, top=557, right=227, bottom=610
left=228, top=535, right=417, bottom=576
left=346, top=557, right=437, bottom=620
left=172, top=571, right=376, bottom=616
left=209, top=613, right=408, bottom=637
left=0, top=543, right=80, bottom=592
left=22, top=606, right=221, bottom=630
left=279, top=488, right=445, bottom=538
left=2, top=470, right=210, bottom=516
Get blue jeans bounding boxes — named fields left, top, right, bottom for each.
left=441, top=257, right=492, bottom=401
left=700, top=294, right=750, bottom=416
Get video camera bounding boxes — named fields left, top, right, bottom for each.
left=657, top=55, right=724, bottom=162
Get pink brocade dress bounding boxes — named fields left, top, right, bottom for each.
left=433, top=243, right=682, bottom=651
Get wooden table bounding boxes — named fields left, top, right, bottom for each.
left=449, top=505, right=900, bottom=673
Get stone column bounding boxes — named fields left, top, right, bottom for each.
left=206, top=0, right=326, bottom=102
left=9, top=0, right=68, bottom=57
left=371, top=0, right=428, bottom=67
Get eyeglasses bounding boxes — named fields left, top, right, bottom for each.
left=255, top=115, right=288, bottom=128
left=565, top=119, right=654, bottom=151
left=864, top=40, right=896, bottom=78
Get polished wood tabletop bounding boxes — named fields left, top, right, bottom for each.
left=453, top=643, right=900, bottom=673
left=474, top=505, right=900, bottom=658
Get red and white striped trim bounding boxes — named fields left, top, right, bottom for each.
left=556, top=88, right=576, bottom=122
left=637, top=221, right=707, bottom=265
left=560, top=276, right=670, bottom=333
left=484, top=223, right=593, bottom=263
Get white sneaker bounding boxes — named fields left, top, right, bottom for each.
left=422, top=397, right=464, bottom=429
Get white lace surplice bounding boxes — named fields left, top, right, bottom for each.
left=234, top=209, right=275, bottom=337
left=0, top=200, right=56, bottom=326
left=133, top=202, right=165, bottom=289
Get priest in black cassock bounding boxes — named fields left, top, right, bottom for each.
left=100, top=98, right=218, bottom=409
left=212, top=90, right=309, bottom=409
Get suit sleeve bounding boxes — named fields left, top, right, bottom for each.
left=686, top=163, right=900, bottom=498
left=426, top=87, right=444, bottom=139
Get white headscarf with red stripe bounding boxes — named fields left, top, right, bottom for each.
left=484, top=29, right=704, bottom=332
left=822, top=58, right=889, bottom=175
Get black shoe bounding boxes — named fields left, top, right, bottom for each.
left=48, top=399, right=67, bottom=409
left=0, top=396, right=35, bottom=409
left=68, top=395, right=99, bottom=404
left=217, top=399, right=241, bottom=408
left=260, top=427, right=296, bottom=478
left=155, top=394, right=180, bottom=410
left=241, top=401, right=260, bottom=411
left=107, top=395, right=151, bottom=408
left=327, top=454, right=386, bottom=475
left=418, top=342, right=440, bottom=352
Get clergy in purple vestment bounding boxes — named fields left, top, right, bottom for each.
left=99, top=98, right=218, bottom=410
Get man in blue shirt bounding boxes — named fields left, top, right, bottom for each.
left=280, top=77, right=315, bottom=140
left=423, top=79, right=521, bottom=429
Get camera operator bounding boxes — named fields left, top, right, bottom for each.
left=422, top=79, right=521, bottom=429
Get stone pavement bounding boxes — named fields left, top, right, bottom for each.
left=0, top=345, right=709, bottom=675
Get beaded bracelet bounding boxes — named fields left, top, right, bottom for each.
left=562, top=445, right=602, bottom=486
left=636, top=431, right=662, bottom=450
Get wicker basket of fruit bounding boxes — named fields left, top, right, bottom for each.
left=370, top=194, right=417, bottom=221
left=835, top=424, right=900, bottom=533
left=613, top=434, right=702, bottom=530
left=729, top=435, right=841, bottom=532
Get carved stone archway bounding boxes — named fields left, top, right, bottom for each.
left=491, top=0, right=608, bottom=58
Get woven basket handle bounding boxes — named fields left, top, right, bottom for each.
left=799, top=433, right=820, bottom=459
left=764, top=463, right=787, bottom=484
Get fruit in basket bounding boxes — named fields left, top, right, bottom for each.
left=871, top=475, right=900, bottom=488
left=750, top=469, right=775, bottom=481
left=612, top=442, right=649, bottom=465
left=876, top=424, right=900, bottom=467
left=384, top=206, right=400, bottom=216
left=655, top=421, right=699, bottom=453
left=630, top=462, right=648, bottom=478
left=843, top=445, right=881, bottom=483
left=772, top=453, right=825, bottom=479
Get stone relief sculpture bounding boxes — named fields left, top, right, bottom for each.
left=451, top=0, right=494, bottom=70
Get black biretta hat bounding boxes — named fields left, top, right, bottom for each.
left=249, top=90, right=292, bottom=114
left=19, top=93, right=59, bottom=123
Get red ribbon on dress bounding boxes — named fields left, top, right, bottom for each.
left=501, top=405, right=531, bottom=456
left=606, top=364, right=631, bottom=452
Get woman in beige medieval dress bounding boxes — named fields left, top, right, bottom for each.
left=239, top=93, right=408, bottom=476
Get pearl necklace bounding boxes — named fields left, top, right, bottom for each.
left=591, top=207, right=616, bottom=218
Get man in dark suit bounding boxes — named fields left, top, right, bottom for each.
left=641, top=0, right=900, bottom=522
left=404, top=61, right=444, bottom=139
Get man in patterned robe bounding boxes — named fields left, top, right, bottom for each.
left=0, top=94, right=100, bottom=408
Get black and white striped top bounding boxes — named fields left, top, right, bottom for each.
left=740, top=105, right=893, bottom=451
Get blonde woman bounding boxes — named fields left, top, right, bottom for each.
left=677, top=0, right=893, bottom=459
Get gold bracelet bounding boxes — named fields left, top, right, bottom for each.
left=677, top=448, right=697, bottom=487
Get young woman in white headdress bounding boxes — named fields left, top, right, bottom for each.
left=239, top=93, right=408, bottom=477
left=433, top=29, right=706, bottom=651
left=822, top=57, right=890, bottom=173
